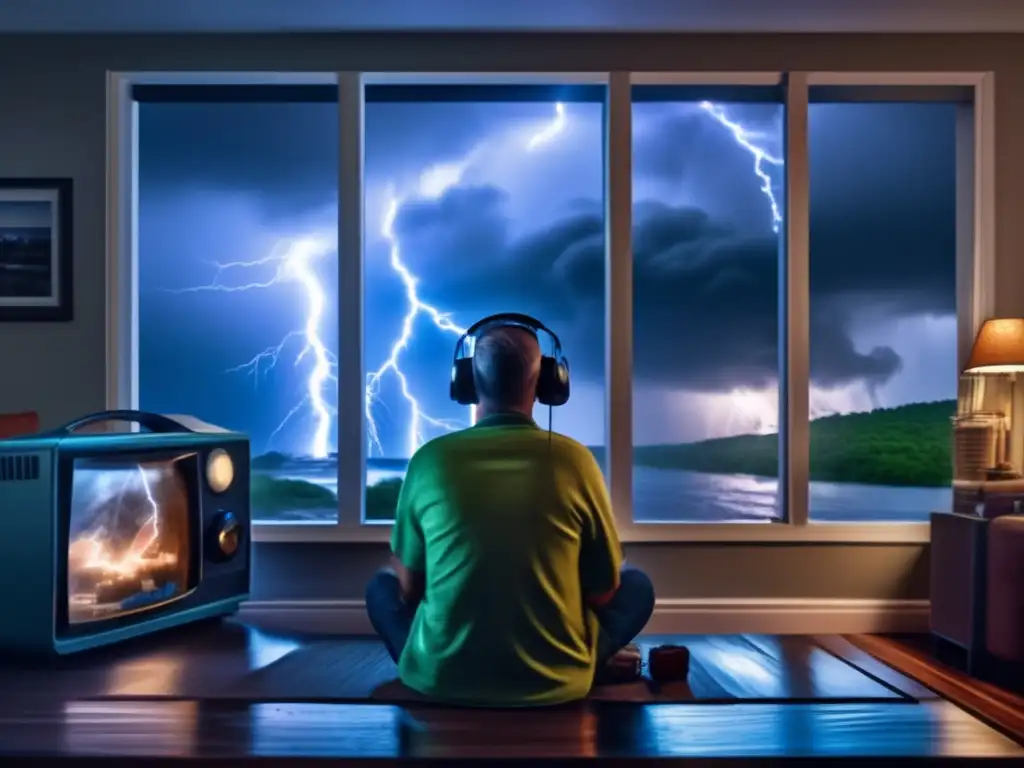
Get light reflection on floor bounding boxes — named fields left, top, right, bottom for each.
left=62, top=701, right=199, bottom=756
left=101, top=653, right=187, bottom=697
left=640, top=703, right=1024, bottom=758
left=932, top=702, right=1024, bottom=758
left=401, top=705, right=598, bottom=758
left=249, top=703, right=400, bottom=757
left=642, top=704, right=791, bottom=757
left=247, top=627, right=302, bottom=670
left=50, top=699, right=1024, bottom=759
left=701, top=648, right=777, bottom=688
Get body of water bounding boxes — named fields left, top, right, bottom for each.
left=260, top=458, right=950, bottom=523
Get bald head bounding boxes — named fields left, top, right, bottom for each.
left=472, top=326, right=542, bottom=416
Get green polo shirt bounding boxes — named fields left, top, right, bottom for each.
left=390, top=413, right=622, bottom=707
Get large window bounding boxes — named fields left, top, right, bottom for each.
left=136, top=88, right=340, bottom=525
left=807, top=98, right=959, bottom=522
left=118, top=73, right=989, bottom=540
left=631, top=88, right=783, bottom=523
left=362, top=85, right=607, bottom=522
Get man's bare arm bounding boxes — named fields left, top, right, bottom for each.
left=390, top=554, right=425, bottom=607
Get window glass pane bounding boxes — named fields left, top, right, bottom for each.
left=363, top=89, right=606, bottom=522
left=809, top=102, right=958, bottom=521
left=137, top=99, right=340, bottom=525
left=631, top=96, right=784, bottom=522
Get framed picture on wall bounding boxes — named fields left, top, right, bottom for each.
left=0, top=178, right=73, bottom=322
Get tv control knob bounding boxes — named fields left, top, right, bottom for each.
left=210, top=511, right=242, bottom=560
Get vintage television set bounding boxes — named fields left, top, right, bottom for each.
left=0, top=410, right=250, bottom=655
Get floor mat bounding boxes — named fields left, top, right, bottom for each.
left=167, top=638, right=906, bottom=705
left=213, top=640, right=694, bottom=703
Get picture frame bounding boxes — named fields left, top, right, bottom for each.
left=0, top=178, right=73, bottom=322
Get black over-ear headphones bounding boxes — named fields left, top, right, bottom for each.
left=449, top=313, right=571, bottom=407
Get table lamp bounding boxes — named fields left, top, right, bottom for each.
left=964, top=318, right=1024, bottom=375
left=964, top=319, right=1024, bottom=474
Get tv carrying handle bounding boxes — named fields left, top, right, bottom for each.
left=58, top=410, right=194, bottom=435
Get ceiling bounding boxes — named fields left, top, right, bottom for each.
left=2, top=0, right=1024, bottom=34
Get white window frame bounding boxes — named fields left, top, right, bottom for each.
left=106, top=69, right=995, bottom=545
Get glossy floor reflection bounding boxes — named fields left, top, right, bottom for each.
left=0, top=618, right=301, bottom=702
left=0, top=618, right=1020, bottom=759
left=40, top=700, right=1023, bottom=759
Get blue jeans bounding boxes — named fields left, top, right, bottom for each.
left=365, top=565, right=656, bottom=668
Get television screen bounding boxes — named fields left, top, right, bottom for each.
left=67, top=455, right=194, bottom=624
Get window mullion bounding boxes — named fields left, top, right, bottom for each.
left=106, top=73, right=138, bottom=412
left=606, top=71, right=634, bottom=529
left=337, top=72, right=366, bottom=528
left=781, top=72, right=810, bottom=527
left=954, top=77, right=995, bottom=371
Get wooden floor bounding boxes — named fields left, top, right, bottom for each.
left=848, top=634, right=1024, bottom=744
left=0, top=616, right=1021, bottom=761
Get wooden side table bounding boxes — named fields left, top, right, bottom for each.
left=929, top=511, right=990, bottom=675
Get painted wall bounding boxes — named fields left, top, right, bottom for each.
left=2, top=33, right=1021, bottom=600
left=251, top=542, right=929, bottom=601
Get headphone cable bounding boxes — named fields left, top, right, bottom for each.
left=548, top=405, right=556, bottom=505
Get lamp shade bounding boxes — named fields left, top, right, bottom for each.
left=964, top=318, right=1024, bottom=373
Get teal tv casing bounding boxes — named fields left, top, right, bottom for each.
left=0, top=412, right=251, bottom=655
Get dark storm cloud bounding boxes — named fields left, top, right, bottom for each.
left=391, top=185, right=601, bottom=303
left=390, top=176, right=954, bottom=393
left=631, top=104, right=784, bottom=231
left=386, top=101, right=957, bottom=393
left=617, top=206, right=906, bottom=392
left=137, top=103, right=339, bottom=217
left=630, top=114, right=704, bottom=182
left=146, top=98, right=954, bottom=395
left=809, top=200, right=955, bottom=315
left=632, top=114, right=706, bottom=183
left=394, top=185, right=510, bottom=272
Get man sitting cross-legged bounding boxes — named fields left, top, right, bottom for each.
left=365, top=323, right=655, bottom=707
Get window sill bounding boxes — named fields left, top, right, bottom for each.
left=251, top=520, right=932, bottom=545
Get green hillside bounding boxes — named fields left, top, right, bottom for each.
left=252, top=399, right=956, bottom=521
left=628, top=399, right=955, bottom=487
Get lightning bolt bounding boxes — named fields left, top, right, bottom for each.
left=164, top=97, right=779, bottom=462
left=365, top=102, right=567, bottom=458
left=71, top=465, right=163, bottom=579
left=126, top=465, right=161, bottom=562
left=365, top=195, right=465, bottom=458
left=366, top=100, right=779, bottom=456
left=165, top=236, right=338, bottom=458
left=698, top=101, right=784, bottom=233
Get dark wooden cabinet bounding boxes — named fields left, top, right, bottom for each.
left=929, top=511, right=990, bottom=674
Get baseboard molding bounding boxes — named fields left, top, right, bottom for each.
left=240, top=598, right=930, bottom=636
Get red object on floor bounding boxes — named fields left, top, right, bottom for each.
left=649, top=644, right=690, bottom=682
left=0, top=411, right=39, bottom=439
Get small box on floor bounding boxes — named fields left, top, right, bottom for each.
left=649, top=645, right=690, bottom=682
